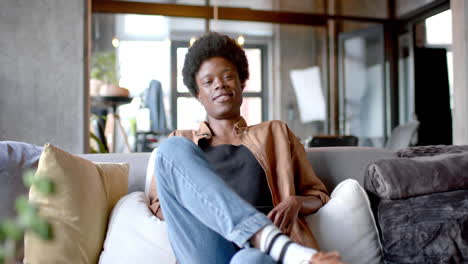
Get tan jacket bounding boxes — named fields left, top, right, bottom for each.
left=149, top=118, right=330, bottom=249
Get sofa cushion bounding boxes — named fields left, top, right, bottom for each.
left=99, top=191, right=176, bottom=264
left=0, top=141, right=42, bottom=220
left=306, top=179, right=383, bottom=264
left=365, top=152, right=468, bottom=200
left=24, top=144, right=129, bottom=264
left=378, top=190, right=468, bottom=263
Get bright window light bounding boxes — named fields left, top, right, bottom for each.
left=425, top=10, right=452, bottom=45
left=118, top=14, right=169, bottom=40
left=118, top=40, right=170, bottom=97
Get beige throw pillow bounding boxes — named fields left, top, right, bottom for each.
left=24, top=144, right=128, bottom=264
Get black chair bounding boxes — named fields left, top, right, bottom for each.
left=308, top=135, right=358, bottom=147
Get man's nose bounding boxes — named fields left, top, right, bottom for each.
left=214, top=78, right=226, bottom=90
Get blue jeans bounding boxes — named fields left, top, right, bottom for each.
left=155, top=136, right=275, bottom=264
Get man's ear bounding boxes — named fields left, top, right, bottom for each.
left=241, top=83, right=246, bottom=91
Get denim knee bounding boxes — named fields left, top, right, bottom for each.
left=155, top=136, right=200, bottom=185
left=157, top=136, right=198, bottom=160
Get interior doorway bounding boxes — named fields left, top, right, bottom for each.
left=398, top=8, right=453, bottom=145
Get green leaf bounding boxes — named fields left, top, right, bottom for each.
left=22, top=170, right=36, bottom=188
left=0, top=225, right=5, bottom=242
left=30, top=217, right=52, bottom=240
left=90, top=51, right=119, bottom=85
left=14, top=196, right=30, bottom=214
left=34, top=178, right=55, bottom=195
left=17, top=203, right=38, bottom=228
left=0, top=248, right=5, bottom=264
left=90, top=131, right=108, bottom=153
left=1, top=220, right=23, bottom=241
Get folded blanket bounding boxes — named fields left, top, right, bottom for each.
left=364, top=152, right=468, bottom=199
left=397, top=145, right=468, bottom=158
left=378, top=190, right=468, bottom=263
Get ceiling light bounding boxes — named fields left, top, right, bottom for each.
left=237, top=35, right=245, bottom=46
left=111, top=37, right=120, bottom=48
left=190, top=37, right=197, bottom=47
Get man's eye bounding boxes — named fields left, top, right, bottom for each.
left=224, top=75, right=232, bottom=79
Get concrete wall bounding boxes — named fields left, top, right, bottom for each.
left=0, top=0, right=88, bottom=153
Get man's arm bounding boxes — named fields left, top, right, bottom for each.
left=267, top=195, right=323, bottom=235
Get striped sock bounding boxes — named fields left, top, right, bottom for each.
left=259, top=224, right=317, bottom=264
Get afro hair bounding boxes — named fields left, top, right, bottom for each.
left=182, top=32, right=249, bottom=97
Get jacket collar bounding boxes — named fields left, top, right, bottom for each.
left=194, top=117, right=248, bottom=145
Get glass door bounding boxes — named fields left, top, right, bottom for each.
left=338, top=25, right=387, bottom=147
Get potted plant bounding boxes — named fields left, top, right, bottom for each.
left=0, top=172, right=54, bottom=264
left=90, top=51, right=129, bottom=97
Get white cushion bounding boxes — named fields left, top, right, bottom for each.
left=306, top=179, right=383, bottom=264
left=99, top=192, right=176, bottom=264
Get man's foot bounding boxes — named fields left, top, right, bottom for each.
left=258, top=225, right=317, bottom=264
left=253, top=224, right=344, bottom=264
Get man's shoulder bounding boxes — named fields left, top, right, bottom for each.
left=169, top=129, right=196, bottom=138
left=249, top=120, right=289, bottom=130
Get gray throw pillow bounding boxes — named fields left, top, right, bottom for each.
left=0, top=141, right=42, bottom=220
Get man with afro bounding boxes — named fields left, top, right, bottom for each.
left=149, top=32, right=342, bottom=264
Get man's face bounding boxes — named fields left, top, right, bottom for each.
left=195, top=56, right=244, bottom=120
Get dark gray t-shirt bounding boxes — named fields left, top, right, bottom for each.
left=201, top=144, right=274, bottom=215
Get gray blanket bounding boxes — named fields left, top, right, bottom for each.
left=378, top=190, right=468, bottom=263
left=397, top=145, right=468, bottom=158
left=365, top=152, right=468, bottom=199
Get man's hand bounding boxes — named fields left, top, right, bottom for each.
left=267, top=196, right=302, bottom=235
left=311, top=251, right=344, bottom=264
left=155, top=207, right=165, bottom=221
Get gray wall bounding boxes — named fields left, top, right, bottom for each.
left=0, top=0, right=88, bottom=153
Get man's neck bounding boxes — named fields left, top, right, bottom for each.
left=206, top=116, right=242, bottom=145
left=207, top=116, right=241, bottom=136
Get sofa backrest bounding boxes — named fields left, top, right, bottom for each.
left=78, top=152, right=150, bottom=193
left=80, top=146, right=395, bottom=194
left=306, top=147, right=395, bottom=192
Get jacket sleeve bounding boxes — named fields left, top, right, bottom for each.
left=148, top=130, right=177, bottom=218
left=287, top=127, right=330, bottom=205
